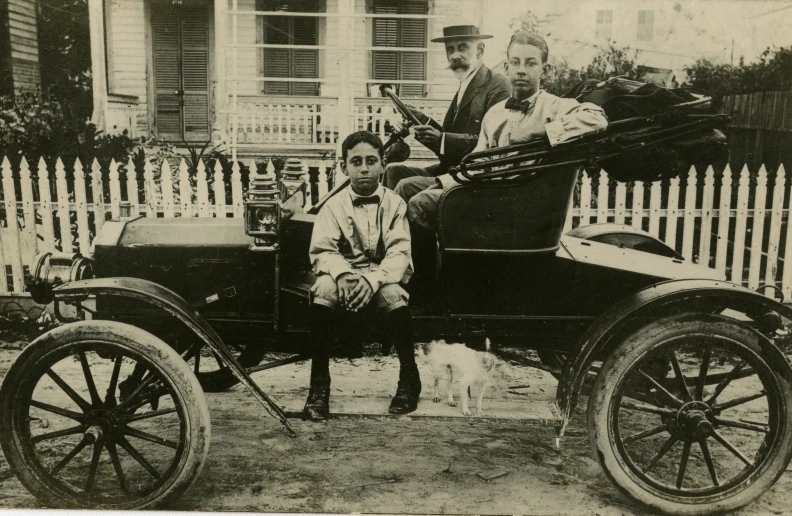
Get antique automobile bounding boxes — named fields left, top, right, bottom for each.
left=2, top=80, right=792, bottom=515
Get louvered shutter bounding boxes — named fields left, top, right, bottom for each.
left=152, top=4, right=182, bottom=139
left=261, top=0, right=319, bottom=95
left=263, top=14, right=291, bottom=94
left=291, top=15, right=318, bottom=95
left=399, top=2, right=426, bottom=97
left=371, top=1, right=426, bottom=97
left=181, top=6, right=210, bottom=140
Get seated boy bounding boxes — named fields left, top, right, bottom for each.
left=304, top=131, right=420, bottom=421
left=405, top=31, right=609, bottom=230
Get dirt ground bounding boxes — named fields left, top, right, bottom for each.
left=1, top=344, right=792, bottom=515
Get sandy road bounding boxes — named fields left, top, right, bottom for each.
left=1, top=347, right=791, bottom=515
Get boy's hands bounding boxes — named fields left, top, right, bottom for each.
left=336, top=273, right=374, bottom=311
left=347, top=277, right=374, bottom=311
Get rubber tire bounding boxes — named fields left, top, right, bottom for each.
left=587, top=313, right=792, bottom=515
left=0, top=321, right=211, bottom=510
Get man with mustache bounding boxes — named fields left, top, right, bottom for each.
left=406, top=31, right=608, bottom=231
left=381, top=25, right=510, bottom=195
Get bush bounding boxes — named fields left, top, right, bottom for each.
left=0, top=92, right=137, bottom=168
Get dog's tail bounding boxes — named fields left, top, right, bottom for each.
left=485, top=338, right=491, bottom=353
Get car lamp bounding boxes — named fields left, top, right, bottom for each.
left=245, top=171, right=281, bottom=247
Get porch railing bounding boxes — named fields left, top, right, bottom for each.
left=225, top=95, right=449, bottom=160
left=106, top=94, right=139, bottom=138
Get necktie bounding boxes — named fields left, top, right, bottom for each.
left=352, top=195, right=380, bottom=207
left=505, top=97, right=533, bottom=113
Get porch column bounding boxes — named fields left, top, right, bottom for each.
left=213, top=0, right=228, bottom=144
left=88, top=0, right=108, bottom=131
left=335, top=0, right=355, bottom=147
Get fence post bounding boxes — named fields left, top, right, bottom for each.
left=579, top=172, right=591, bottom=226
left=231, top=160, right=243, bottom=217
left=126, top=157, right=139, bottom=217
left=196, top=159, right=210, bottom=217
left=73, top=158, right=91, bottom=254
left=91, top=158, right=105, bottom=237
left=108, top=159, right=122, bottom=219
left=682, top=167, right=697, bottom=261
left=178, top=159, right=192, bottom=218
left=698, top=167, right=715, bottom=268
left=715, top=165, right=733, bottom=274
left=631, top=181, right=644, bottom=230
left=731, top=166, right=751, bottom=285
left=614, top=180, right=626, bottom=225
left=55, top=158, right=72, bottom=253
left=143, top=159, right=158, bottom=217
left=37, top=158, right=56, bottom=251
left=665, top=176, right=681, bottom=248
left=161, top=160, right=175, bottom=217
left=214, top=159, right=227, bottom=218
left=18, top=157, right=37, bottom=260
left=748, top=165, right=769, bottom=290
left=648, top=180, right=662, bottom=237
left=1, top=157, right=24, bottom=292
left=765, top=165, right=785, bottom=297
left=596, top=170, right=609, bottom=223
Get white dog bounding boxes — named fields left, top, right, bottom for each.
left=418, top=338, right=496, bottom=416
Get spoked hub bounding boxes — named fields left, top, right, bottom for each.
left=0, top=321, right=210, bottom=509
left=589, top=314, right=792, bottom=514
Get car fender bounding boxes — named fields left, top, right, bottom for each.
left=555, top=278, right=792, bottom=436
left=52, top=277, right=295, bottom=434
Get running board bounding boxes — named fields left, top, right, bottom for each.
left=280, top=395, right=561, bottom=424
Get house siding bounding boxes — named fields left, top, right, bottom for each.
left=106, top=0, right=149, bottom=133
left=6, top=0, right=40, bottom=92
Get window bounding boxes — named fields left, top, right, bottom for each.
left=595, top=10, right=612, bottom=40
left=259, top=0, right=320, bottom=95
left=637, top=10, right=654, bottom=41
left=371, top=0, right=428, bottom=98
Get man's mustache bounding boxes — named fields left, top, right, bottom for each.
left=449, top=57, right=470, bottom=71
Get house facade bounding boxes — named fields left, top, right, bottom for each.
left=0, top=0, right=40, bottom=96
left=93, top=0, right=486, bottom=160
left=531, top=0, right=792, bottom=87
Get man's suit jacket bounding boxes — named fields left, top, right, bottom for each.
left=438, top=65, right=511, bottom=171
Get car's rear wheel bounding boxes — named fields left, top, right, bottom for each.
left=588, top=313, right=792, bottom=515
left=180, top=339, right=266, bottom=393
left=0, top=321, right=211, bottom=509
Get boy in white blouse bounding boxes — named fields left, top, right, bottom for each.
left=407, top=31, right=609, bottom=230
left=304, top=131, right=420, bottom=421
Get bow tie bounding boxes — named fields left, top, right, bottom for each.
left=352, top=195, right=380, bottom=207
left=505, top=97, right=534, bottom=113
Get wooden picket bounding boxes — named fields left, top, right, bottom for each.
left=5, top=155, right=792, bottom=303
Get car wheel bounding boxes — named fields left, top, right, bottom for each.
left=588, top=312, right=792, bottom=515
left=0, top=321, right=211, bottom=509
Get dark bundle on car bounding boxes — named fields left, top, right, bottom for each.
left=566, top=77, right=728, bottom=182
left=450, top=77, right=729, bottom=184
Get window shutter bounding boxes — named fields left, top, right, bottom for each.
left=371, top=0, right=426, bottom=97
left=261, top=0, right=320, bottom=95
left=152, top=4, right=182, bottom=138
left=181, top=6, right=210, bottom=136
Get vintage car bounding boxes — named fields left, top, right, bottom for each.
left=2, top=82, right=791, bottom=515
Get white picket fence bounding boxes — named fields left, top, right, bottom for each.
left=0, top=156, right=790, bottom=301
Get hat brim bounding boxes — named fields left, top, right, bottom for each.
left=431, top=34, right=493, bottom=43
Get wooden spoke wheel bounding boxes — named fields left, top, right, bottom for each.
left=588, top=313, right=792, bottom=515
left=0, top=321, right=211, bottom=509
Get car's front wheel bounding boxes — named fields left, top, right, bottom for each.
left=588, top=313, right=792, bottom=515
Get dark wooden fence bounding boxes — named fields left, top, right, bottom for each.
left=720, top=91, right=792, bottom=172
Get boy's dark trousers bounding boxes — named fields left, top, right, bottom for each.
left=303, top=304, right=421, bottom=421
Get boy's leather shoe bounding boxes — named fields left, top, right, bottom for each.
left=303, top=376, right=330, bottom=422
left=388, top=368, right=421, bottom=414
